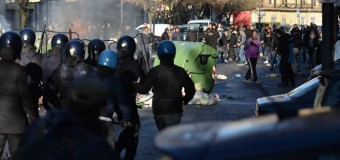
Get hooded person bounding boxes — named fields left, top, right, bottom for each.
left=135, top=40, right=195, bottom=131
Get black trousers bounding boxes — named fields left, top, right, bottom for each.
left=279, top=61, right=295, bottom=85
left=244, top=57, right=258, bottom=82
left=115, top=119, right=140, bottom=160
left=0, top=134, right=21, bottom=158
left=154, top=113, right=182, bottom=131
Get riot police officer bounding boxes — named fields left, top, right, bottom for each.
left=44, top=40, right=89, bottom=109
left=96, top=49, right=132, bottom=151
left=42, top=33, right=69, bottom=82
left=70, top=38, right=95, bottom=76
left=19, top=27, right=43, bottom=115
left=115, top=35, right=143, bottom=160
left=0, top=31, right=39, bottom=157
left=19, top=27, right=42, bottom=67
left=135, top=40, right=195, bottom=131
left=85, top=39, right=106, bottom=67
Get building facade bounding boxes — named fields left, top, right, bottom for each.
left=252, top=0, right=322, bottom=26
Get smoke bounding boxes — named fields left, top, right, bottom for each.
left=44, top=0, right=142, bottom=41
left=0, top=15, right=12, bottom=34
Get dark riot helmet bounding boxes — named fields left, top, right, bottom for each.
left=157, top=40, right=176, bottom=57
left=72, top=38, right=85, bottom=47
left=64, top=40, right=85, bottom=60
left=0, top=31, right=22, bottom=61
left=87, top=39, right=106, bottom=61
left=117, top=35, right=136, bottom=56
left=98, top=49, right=119, bottom=70
left=19, top=27, right=36, bottom=46
left=51, top=33, right=69, bottom=49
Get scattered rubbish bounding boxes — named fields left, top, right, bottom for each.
left=188, top=91, right=220, bottom=105
left=235, top=74, right=241, bottom=78
left=269, top=73, right=280, bottom=78
left=216, top=74, right=228, bottom=80
left=136, top=91, right=153, bottom=108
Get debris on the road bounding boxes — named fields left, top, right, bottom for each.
left=235, top=74, right=241, bottom=78
left=188, top=91, right=220, bottom=105
left=216, top=74, right=228, bottom=80
left=136, top=91, right=153, bottom=108
left=221, top=95, right=234, bottom=100
left=268, top=73, right=280, bottom=78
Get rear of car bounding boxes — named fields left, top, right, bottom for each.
left=314, top=70, right=340, bottom=109
left=256, top=77, right=320, bottom=116
left=187, top=19, right=211, bottom=30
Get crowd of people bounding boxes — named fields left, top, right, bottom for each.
left=159, top=22, right=325, bottom=87
left=0, top=27, right=195, bottom=160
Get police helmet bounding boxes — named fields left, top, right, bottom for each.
left=72, top=38, right=85, bottom=48
left=51, top=33, right=69, bottom=49
left=98, top=49, right=119, bottom=70
left=117, top=35, right=136, bottom=54
left=64, top=40, right=85, bottom=59
left=19, top=27, right=36, bottom=46
left=88, top=39, right=106, bottom=61
left=157, top=40, right=176, bottom=57
left=0, top=31, right=22, bottom=60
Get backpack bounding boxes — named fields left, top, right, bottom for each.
left=14, top=120, right=91, bottom=160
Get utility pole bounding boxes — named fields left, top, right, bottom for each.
left=318, top=0, right=336, bottom=70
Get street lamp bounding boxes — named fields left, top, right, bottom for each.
left=258, top=8, right=265, bottom=23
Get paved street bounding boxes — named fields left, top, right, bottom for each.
left=134, top=56, right=310, bottom=159
left=0, top=55, right=310, bottom=160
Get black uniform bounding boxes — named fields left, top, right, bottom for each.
left=135, top=58, right=195, bottom=131
left=20, top=45, right=42, bottom=120
left=19, top=46, right=42, bottom=67
left=114, top=55, right=143, bottom=160
left=45, top=62, right=79, bottom=109
left=278, top=32, right=295, bottom=87
left=42, top=48, right=63, bottom=82
left=74, top=61, right=96, bottom=77
left=0, top=48, right=39, bottom=156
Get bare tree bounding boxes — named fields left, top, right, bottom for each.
left=124, top=0, right=258, bottom=25
left=8, top=0, right=32, bottom=28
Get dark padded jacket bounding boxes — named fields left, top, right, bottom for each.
left=135, top=59, right=195, bottom=115
left=14, top=110, right=117, bottom=160
left=0, top=61, right=39, bottom=134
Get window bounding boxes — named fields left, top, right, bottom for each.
left=301, top=16, right=305, bottom=25
left=271, top=16, right=277, bottom=23
left=282, top=16, right=287, bottom=25
left=311, top=17, right=316, bottom=24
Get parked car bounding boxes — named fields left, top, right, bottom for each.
left=178, top=24, right=200, bottom=41
left=314, top=69, right=340, bottom=109
left=187, top=19, right=211, bottom=30
left=135, top=24, right=169, bottom=51
left=135, top=23, right=169, bottom=37
left=155, top=107, right=340, bottom=160
left=256, top=77, right=319, bottom=117
left=308, top=60, right=340, bottom=80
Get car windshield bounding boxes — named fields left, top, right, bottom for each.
left=287, top=77, right=320, bottom=98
